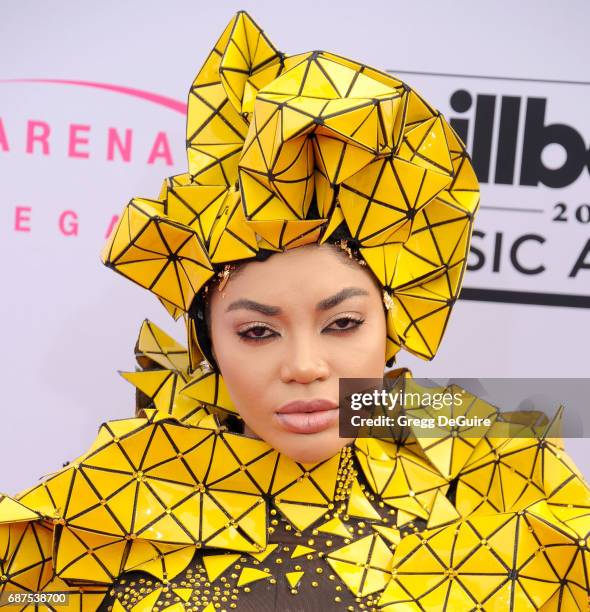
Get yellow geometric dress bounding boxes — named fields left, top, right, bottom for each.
left=1, top=322, right=589, bottom=611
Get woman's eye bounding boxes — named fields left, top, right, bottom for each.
left=237, top=325, right=277, bottom=342
left=324, top=316, right=365, bottom=333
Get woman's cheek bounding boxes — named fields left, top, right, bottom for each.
left=239, top=374, right=270, bottom=418
left=239, top=392, right=274, bottom=440
left=331, top=328, right=385, bottom=373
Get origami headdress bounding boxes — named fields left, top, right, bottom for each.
left=102, top=10, right=479, bottom=374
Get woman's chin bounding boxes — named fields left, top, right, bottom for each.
left=275, top=432, right=354, bottom=465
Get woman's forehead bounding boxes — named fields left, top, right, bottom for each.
left=211, top=246, right=378, bottom=306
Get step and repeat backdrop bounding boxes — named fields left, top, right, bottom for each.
left=1, top=0, right=589, bottom=493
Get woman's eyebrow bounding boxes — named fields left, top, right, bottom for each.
left=316, top=287, right=369, bottom=311
left=225, top=287, right=369, bottom=316
left=225, top=299, right=281, bottom=316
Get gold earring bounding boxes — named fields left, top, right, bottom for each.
left=198, top=359, right=213, bottom=373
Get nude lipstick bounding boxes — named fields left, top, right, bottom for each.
left=275, top=399, right=338, bottom=434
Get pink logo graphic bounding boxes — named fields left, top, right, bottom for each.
left=2, top=78, right=187, bottom=238
left=0, top=78, right=187, bottom=113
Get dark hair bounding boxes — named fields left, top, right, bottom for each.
left=188, top=248, right=276, bottom=369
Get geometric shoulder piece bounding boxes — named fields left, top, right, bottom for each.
left=180, top=370, right=238, bottom=415
left=119, top=369, right=185, bottom=415
left=426, top=489, right=461, bottom=529
left=133, top=319, right=190, bottom=373
left=402, top=380, right=498, bottom=479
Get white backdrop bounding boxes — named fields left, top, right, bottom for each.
left=1, top=0, right=589, bottom=494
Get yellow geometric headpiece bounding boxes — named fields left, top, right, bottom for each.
left=102, top=10, right=479, bottom=370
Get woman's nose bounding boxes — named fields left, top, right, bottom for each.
left=279, top=334, right=330, bottom=384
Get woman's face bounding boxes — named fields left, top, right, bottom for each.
left=208, top=244, right=387, bottom=464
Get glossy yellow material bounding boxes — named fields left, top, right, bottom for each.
left=203, top=553, right=240, bottom=582
left=379, top=500, right=586, bottom=609
left=236, top=566, right=271, bottom=586
left=101, top=199, right=214, bottom=312
left=326, top=534, right=394, bottom=597
left=286, top=570, right=304, bottom=589
left=102, top=9, right=480, bottom=365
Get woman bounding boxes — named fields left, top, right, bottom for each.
left=1, top=11, right=589, bottom=611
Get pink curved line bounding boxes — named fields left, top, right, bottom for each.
left=0, top=78, right=187, bottom=114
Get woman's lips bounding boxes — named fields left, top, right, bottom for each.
left=275, top=399, right=339, bottom=434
